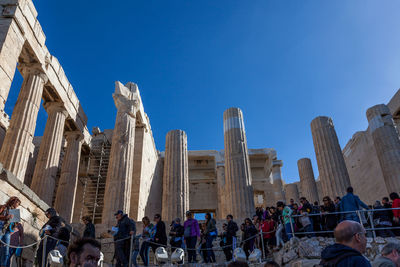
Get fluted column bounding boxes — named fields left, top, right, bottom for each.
left=162, top=130, right=189, bottom=222
left=0, top=65, right=47, bottom=181
left=223, top=107, right=255, bottom=219
left=272, top=160, right=285, bottom=203
left=311, top=116, right=351, bottom=198
left=367, top=104, right=400, bottom=193
left=285, top=183, right=299, bottom=204
left=102, top=82, right=138, bottom=226
left=216, top=162, right=227, bottom=219
left=298, top=158, right=319, bottom=202
left=54, top=131, right=83, bottom=223
left=31, top=102, right=68, bottom=204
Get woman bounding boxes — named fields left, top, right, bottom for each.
left=0, top=196, right=21, bottom=267
left=183, top=211, right=200, bottom=263
left=82, top=216, right=95, bottom=239
left=169, top=218, right=184, bottom=252
left=321, top=196, right=337, bottom=237
left=373, top=201, right=395, bottom=237
left=139, top=216, right=154, bottom=266
left=243, top=218, right=257, bottom=259
left=204, top=213, right=217, bottom=263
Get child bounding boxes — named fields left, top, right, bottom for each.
left=299, top=208, right=314, bottom=237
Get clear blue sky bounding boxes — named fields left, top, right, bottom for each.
left=7, top=1, right=400, bottom=183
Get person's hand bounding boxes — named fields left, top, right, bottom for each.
left=129, top=231, right=134, bottom=235
left=7, top=214, right=13, bottom=219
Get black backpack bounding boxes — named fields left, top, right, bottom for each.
left=318, top=251, right=360, bottom=267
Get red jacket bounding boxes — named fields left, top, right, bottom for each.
left=392, top=199, right=400, bottom=218
left=260, top=220, right=275, bottom=239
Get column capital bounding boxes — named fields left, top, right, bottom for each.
left=64, top=131, right=84, bottom=142
left=272, top=160, right=283, bottom=168
left=44, top=102, right=68, bottom=116
left=18, top=63, right=48, bottom=83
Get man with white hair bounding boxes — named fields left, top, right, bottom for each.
left=373, top=242, right=400, bottom=267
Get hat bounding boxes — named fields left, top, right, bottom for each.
left=114, top=210, right=123, bottom=216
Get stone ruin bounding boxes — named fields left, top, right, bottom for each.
left=0, top=0, right=400, bottom=265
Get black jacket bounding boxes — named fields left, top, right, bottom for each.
left=153, top=221, right=167, bottom=245
left=227, top=221, right=238, bottom=238
left=115, top=215, right=136, bottom=241
left=42, top=215, right=63, bottom=237
left=320, top=243, right=371, bottom=266
left=83, top=222, right=96, bottom=239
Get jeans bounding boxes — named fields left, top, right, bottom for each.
left=285, top=223, right=293, bottom=240
left=205, top=235, right=216, bottom=263
left=185, top=236, right=198, bottom=263
left=131, top=250, right=139, bottom=267
left=0, top=231, right=10, bottom=267
left=139, top=241, right=150, bottom=266
left=115, top=240, right=129, bottom=267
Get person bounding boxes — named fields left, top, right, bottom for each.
left=151, top=214, right=167, bottom=252
left=199, top=223, right=208, bottom=262
left=225, top=214, right=239, bottom=261
left=67, top=237, right=101, bottom=267
left=82, top=216, right=95, bottom=239
left=321, top=196, right=337, bottom=237
left=131, top=233, right=140, bottom=267
left=300, top=197, right=313, bottom=213
left=204, top=213, right=217, bottom=263
left=243, top=218, right=257, bottom=259
left=219, top=223, right=230, bottom=261
left=183, top=211, right=200, bottom=263
left=390, top=193, right=400, bottom=224
left=320, top=220, right=371, bottom=266
left=277, top=201, right=294, bottom=241
left=298, top=208, right=313, bottom=237
left=8, top=222, right=23, bottom=267
left=382, top=197, right=394, bottom=222
left=55, top=226, right=71, bottom=258
left=372, top=242, right=400, bottom=267
left=373, top=201, right=395, bottom=237
left=339, top=187, right=369, bottom=222
left=139, top=216, right=154, bottom=266
left=260, top=215, right=275, bottom=257
left=37, top=207, right=63, bottom=267
left=0, top=196, right=21, bottom=267
left=113, top=210, right=136, bottom=267
left=288, top=199, right=295, bottom=209
left=169, top=218, right=184, bottom=252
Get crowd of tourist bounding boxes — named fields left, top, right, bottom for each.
left=3, top=186, right=400, bottom=266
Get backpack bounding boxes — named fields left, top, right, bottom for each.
left=318, top=251, right=360, bottom=267
left=184, top=220, right=193, bottom=238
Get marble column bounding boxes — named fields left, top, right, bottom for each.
left=223, top=107, right=255, bottom=219
left=297, top=158, right=319, bottom=202
left=102, top=82, right=138, bottom=226
left=54, top=131, right=83, bottom=223
left=311, top=116, right=351, bottom=198
left=216, top=162, right=227, bottom=219
left=30, top=102, right=68, bottom=204
left=0, top=65, right=47, bottom=181
left=272, top=160, right=286, bottom=203
left=367, top=104, right=400, bottom=194
left=162, top=130, right=189, bottom=222
left=285, top=183, right=299, bottom=204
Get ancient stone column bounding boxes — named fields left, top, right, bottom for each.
left=216, top=161, right=227, bottom=219
left=272, top=160, right=286, bottom=203
left=297, top=158, right=319, bottom=202
left=223, top=107, right=255, bottom=218
left=0, top=65, right=47, bottom=181
left=162, top=130, right=189, bottom=222
left=30, top=102, right=68, bottom=204
left=102, top=82, right=139, bottom=226
left=54, top=131, right=83, bottom=223
left=311, top=116, right=351, bottom=198
left=367, top=104, right=400, bottom=194
left=285, top=183, right=299, bottom=204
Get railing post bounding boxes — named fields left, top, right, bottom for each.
left=367, top=210, right=377, bottom=240
left=42, top=235, right=47, bottom=267
left=260, top=228, right=265, bottom=259
left=356, top=210, right=363, bottom=225
left=128, top=235, right=134, bottom=267
left=290, top=215, right=295, bottom=239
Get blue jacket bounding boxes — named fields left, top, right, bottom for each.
left=320, top=243, right=371, bottom=267
left=340, top=193, right=368, bottom=220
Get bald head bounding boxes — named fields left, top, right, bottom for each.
left=334, top=220, right=364, bottom=243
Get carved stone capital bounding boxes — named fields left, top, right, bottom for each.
left=18, top=63, right=48, bottom=83
left=44, top=102, right=68, bottom=116
left=272, top=160, right=283, bottom=168
left=64, top=131, right=84, bottom=142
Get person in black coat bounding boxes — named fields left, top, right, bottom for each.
left=151, top=214, right=167, bottom=252
left=321, top=196, right=338, bottom=237
left=113, top=210, right=136, bottom=267
left=82, top=216, right=95, bottom=239
left=169, top=218, right=184, bottom=252
left=225, top=214, right=239, bottom=261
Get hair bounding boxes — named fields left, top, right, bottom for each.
left=334, top=221, right=363, bottom=243
left=244, top=218, right=253, bottom=225
left=290, top=198, right=294, bottom=202
left=58, top=227, right=71, bottom=245
left=381, top=242, right=400, bottom=256
left=45, top=208, right=57, bottom=217
left=205, top=213, right=211, bottom=221
left=142, top=216, right=150, bottom=225
left=335, top=196, right=341, bottom=201
left=276, top=201, right=285, bottom=208
left=227, top=214, right=233, bottom=219
left=323, top=196, right=331, bottom=202
left=264, top=261, right=280, bottom=267
left=67, top=238, right=101, bottom=264
left=82, top=216, right=92, bottom=223
left=390, top=192, right=400, bottom=201
left=383, top=197, right=389, bottom=202
left=0, top=196, right=21, bottom=213
left=347, top=187, right=354, bottom=193
left=227, top=261, right=249, bottom=267
left=154, top=214, right=161, bottom=220
left=300, top=197, right=306, bottom=201
left=314, top=201, right=319, bottom=205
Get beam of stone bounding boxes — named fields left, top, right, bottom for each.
left=223, top=107, right=255, bottom=218
left=272, top=160, right=285, bottom=203
left=31, top=102, right=68, bottom=204
left=162, top=130, right=189, bottom=222
left=54, top=131, right=83, bottom=223
left=285, top=183, right=299, bottom=204
left=0, top=65, right=47, bottom=181
left=311, top=116, right=351, bottom=198
left=367, top=104, right=400, bottom=194
left=297, top=158, right=319, bottom=202
left=102, top=81, right=139, bottom=226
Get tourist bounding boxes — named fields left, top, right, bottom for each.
left=219, top=223, right=230, bottom=261
left=151, top=214, right=167, bottom=252
left=312, top=201, right=323, bottom=235
left=0, top=196, right=21, bottom=267
left=8, top=222, right=23, bottom=267
left=382, top=197, right=393, bottom=221
left=55, top=226, right=71, bottom=258
left=372, top=242, right=400, bottom=267
left=321, top=196, right=337, bottom=237
left=277, top=201, right=294, bottom=241
left=67, top=237, right=101, bottom=267
left=139, top=216, right=154, bottom=266
left=256, top=207, right=264, bottom=220
left=298, top=208, right=314, bottom=237
left=225, top=214, right=239, bottom=261
left=269, top=207, right=279, bottom=223
left=184, top=211, right=200, bottom=263
left=339, top=187, right=369, bottom=222
left=319, top=220, right=371, bottom=266
left=113, top=210, right=136, bottom=267
left=204, top=213, right=217, bottom=263
left=299, top=197, right=312, bottom=213
left=390, top=193, right=400, bottom=225
left=334, top=197, right=341, bottom=210
left=373, top=201, right=395, bottom=237
left=37, top=207, right=63, bottom=267
left=243, top=218, right=258, bottom=259
left=260, top=215, right=276, bottom=256
left=131, top=233, right=140, bottom=267
left=169, top=218, right=184, bottom=252
left=82, top=216, right=95, bottom=239
left=199, top=223, right=208, bottom=262
left=288, top=199, right=295, bottom=209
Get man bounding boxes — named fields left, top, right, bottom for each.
left=225, top=214, right=239, bottom=261
left=300, top=197, right=313, bottom=213
left=277, top=201, right=294, bottom=240
left=152, top=214, right=167, bottom=251
left=68, top=238, right=101, bottom=267
left=373, top=242, right=400, bottom=267
left=339, top=187, right=369, bottom=222
left=320, top=220, right=371, bottom=266
left=82, top=216, right=95, bottom=239
left=113, top=210, right=136, bottom=267
left=288, top=199, right=295, bottom=209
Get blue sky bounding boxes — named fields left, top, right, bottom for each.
left=7, top=1, right=400, bottom=183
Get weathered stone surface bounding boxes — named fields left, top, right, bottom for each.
left=297, top=158, right=319, bottom=202
left=272, top=160, right=285, bottom=203
left=285, top=183, right=299, bottom=204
